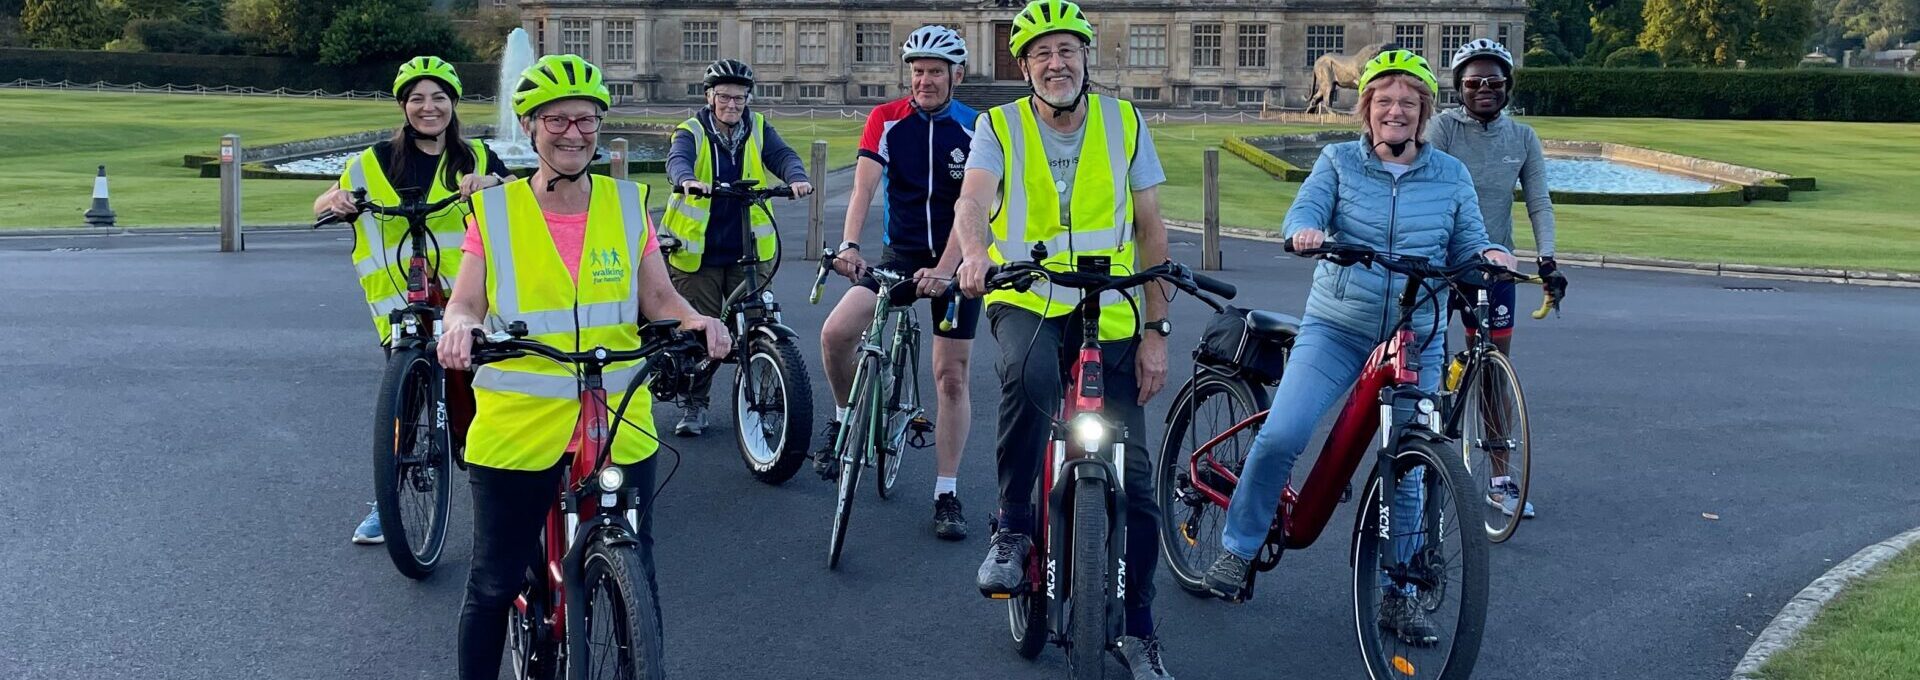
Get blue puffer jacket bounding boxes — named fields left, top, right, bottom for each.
left=1281, top=138, right=1505, bottom=342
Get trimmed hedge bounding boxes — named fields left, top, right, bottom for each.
left=1512, top=67, right=1920, bottom=122
left=0, top=47, right=499, bottom=96
left=1222, top=136, right=1311, bottom=181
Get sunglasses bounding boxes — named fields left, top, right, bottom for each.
left=1461, top=76, right=1509, bottom=92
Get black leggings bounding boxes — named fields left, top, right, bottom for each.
left=457, top=455, right=658, bottom=680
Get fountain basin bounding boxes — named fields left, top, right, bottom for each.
left=1236, top=130, right=1813, bottom=205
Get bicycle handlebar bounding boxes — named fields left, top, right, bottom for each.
left=313, top=188, right=465, bottom=229
left=670, top=181, right=796, bottom=202
left=936, top=260, right=1234, bottom=332
left=459, top=321, right=709, bottom=372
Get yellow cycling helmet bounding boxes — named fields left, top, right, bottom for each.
left=511, top=54, right=612, bottom=117
left=393, top=55, right=463, bottom=98
left=1008, top=0, right=1095, bottom=59
left=1357, top=49, right=1438, bottom=96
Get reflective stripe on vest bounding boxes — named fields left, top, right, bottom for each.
left=464, top=176, right=659, bottom=471
left=985, top=95, right=1141, bottom=341
left=339, top=140, right=484, bottom=344
left=660, top=113, right=774, bottom=272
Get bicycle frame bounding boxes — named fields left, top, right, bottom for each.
left=1181, top=251, right=1456, bottom=580
left=832, top=269, right=923, bottom=469
left=1024, top=255, right=1130, bottom=649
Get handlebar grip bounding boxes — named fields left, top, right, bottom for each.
left=670, top=185, right=711, bottom=198
left=1190, top=272, right=1237, bottom=300
left=314, top=213, right=346, bottom=229
left=809, top=258, right=831, bottom=305
left=1282, top=239, right=1297, bottom=253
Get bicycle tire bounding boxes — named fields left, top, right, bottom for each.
left=1349, top=437, right=1488, bottom=680
left=1460, top=351, right=1531, bottom=543
left=371, top=346, right=452, bottom=580
left=1156, top=372, right=1266, bottom=595
left=573, top=540, right=665, bottom=680
left=733, top=335, right=815, bottom=485
left=828, top=353, right=880, bottom=569
left=877, top=330, right=919, bottom=500
left=1008, top=583, right=1049, bottom=660
left=1068, top=478, right=1114, bottom=680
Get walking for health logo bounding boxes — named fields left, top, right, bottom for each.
left=588, top=247, right=627, bottom=285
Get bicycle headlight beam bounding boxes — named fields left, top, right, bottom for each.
left=1069, top=413, right=1110, bottom=454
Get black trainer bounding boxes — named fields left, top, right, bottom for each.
left=1377, top=592, right=1441, bottom=646
left=976, top=529, right=1031, bottom=596
left=813, top=421, right=842, bottom=481
left=933, top=492, right=968, bottom=541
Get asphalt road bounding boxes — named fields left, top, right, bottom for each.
left=3, top=175, right=1916, bottom=680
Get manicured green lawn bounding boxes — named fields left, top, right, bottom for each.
left=1759, top=548, right=1920, bottom=680
left=7, top=89, right=1916, bottom=272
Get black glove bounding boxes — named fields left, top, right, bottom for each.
left=1538, top=257, right=1568, bottom=302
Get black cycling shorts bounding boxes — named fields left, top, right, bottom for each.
left=1452, top=278, right=1516, bottom=337
left=854, top=247, right=980, bottom=340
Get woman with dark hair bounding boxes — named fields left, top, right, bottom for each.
left=313, top=55, right=515, bottom=545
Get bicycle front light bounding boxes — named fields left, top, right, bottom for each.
left=1070, top=413, right=1111, bottom=454
left=597, top=466, right=625, bottom=493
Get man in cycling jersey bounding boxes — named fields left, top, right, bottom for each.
left=818, top=25, right=980, bottom=540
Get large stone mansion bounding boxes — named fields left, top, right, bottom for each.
left=495, top=0, right=1527, bottom=108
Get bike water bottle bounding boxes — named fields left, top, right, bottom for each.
left=1446, top=354, right=1465, bottom=391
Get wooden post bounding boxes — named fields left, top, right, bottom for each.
left=219, top=134, right=243, bottom=252
left=608, top=137, right=629, bottom=180
left=804, top=139, right=828, bottom=261
left=1202, top=147, right=1221, bottom=271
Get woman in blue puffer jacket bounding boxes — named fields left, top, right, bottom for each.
left=1202, top=50, right=1516, bottom=636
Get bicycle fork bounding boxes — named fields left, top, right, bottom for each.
left=1044, top=439, right=1131, bottom=649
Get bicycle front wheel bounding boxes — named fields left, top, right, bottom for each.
left=372, top=346, right=452, bottom=580
left=1350, top=437, right=1488, bottom=680
left=733, top=335, right=814, bottom=485
left=1068, top=478, right=1115, bottom=680
left=1460, top=351, right=1531, bottom=542
left=1156, top=372, right=1265, bottom=595
left=828, top=354, right=880, bottom=569
left=574, top=540, right=665, bottom=680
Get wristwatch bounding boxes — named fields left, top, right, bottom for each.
left=1144, top=319, right=1172, bottom=337
left=836, top=241, right=860, bottom=254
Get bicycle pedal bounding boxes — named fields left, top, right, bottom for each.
left=907, top=416, right=936, bottom=449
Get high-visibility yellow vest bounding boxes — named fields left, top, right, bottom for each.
left=984, top=94, right=1141, bottom=341
left=337, top=140, right=486, bottom=345
left=464, top=176, right=659, bottom=471
left=660, top=113, right=775, bottom=272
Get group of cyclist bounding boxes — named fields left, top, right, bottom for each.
left=315, top=1, right=1563, bottom=676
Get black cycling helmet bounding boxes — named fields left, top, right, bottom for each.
left=703, top=59, right=755, bottom=89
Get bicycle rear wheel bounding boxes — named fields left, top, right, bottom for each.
left=372, top=346, right=452, bottom=580
left=1156, top=372, right=1265, bottom=595
left=877, top=331, right=920, bottom=500
left=1350, top=437, right=1487, bottom=680
left=827, top=354, right=879, bottom=569
left=1460, top=351, right=1531, bottom=542
left=575, top=540, right=665, bottom=680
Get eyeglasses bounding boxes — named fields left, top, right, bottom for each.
left=712, top=93, right=750, bottom=105
left=538, top=114, right=603, bottom=135
left=1024, top=46, right=1083, bottom=64
left=1461, top=76, right=1508, bottom=92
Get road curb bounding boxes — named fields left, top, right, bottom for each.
left=1163, top=220, right=1920, bottom=289
left=1729, top=525, right=1920, bottom=679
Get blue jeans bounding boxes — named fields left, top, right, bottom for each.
left=1219, top=316, right=1444, bottom=588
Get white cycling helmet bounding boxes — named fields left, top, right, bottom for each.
left=902, top=25, right=968, bottom=65
left=1451, top=38, right=1514, bottom=74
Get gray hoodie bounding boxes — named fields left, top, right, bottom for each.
left=1426, top=108, right=1556, bottom=257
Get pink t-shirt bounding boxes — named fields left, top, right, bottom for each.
left=463, top=211, right=660, bottom=282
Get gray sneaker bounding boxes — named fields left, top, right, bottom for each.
left=1117, top=636, right=1175, bottom=680
left=673, top=402, right=708, bottom=437
left=1203, top=553, right=1251, bottom=601
left=1377, top=592, right=1441, bottom=646
left=976, top=530, right=1031, bottom=596
left=1487, top=480, right=1536, bottom=518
